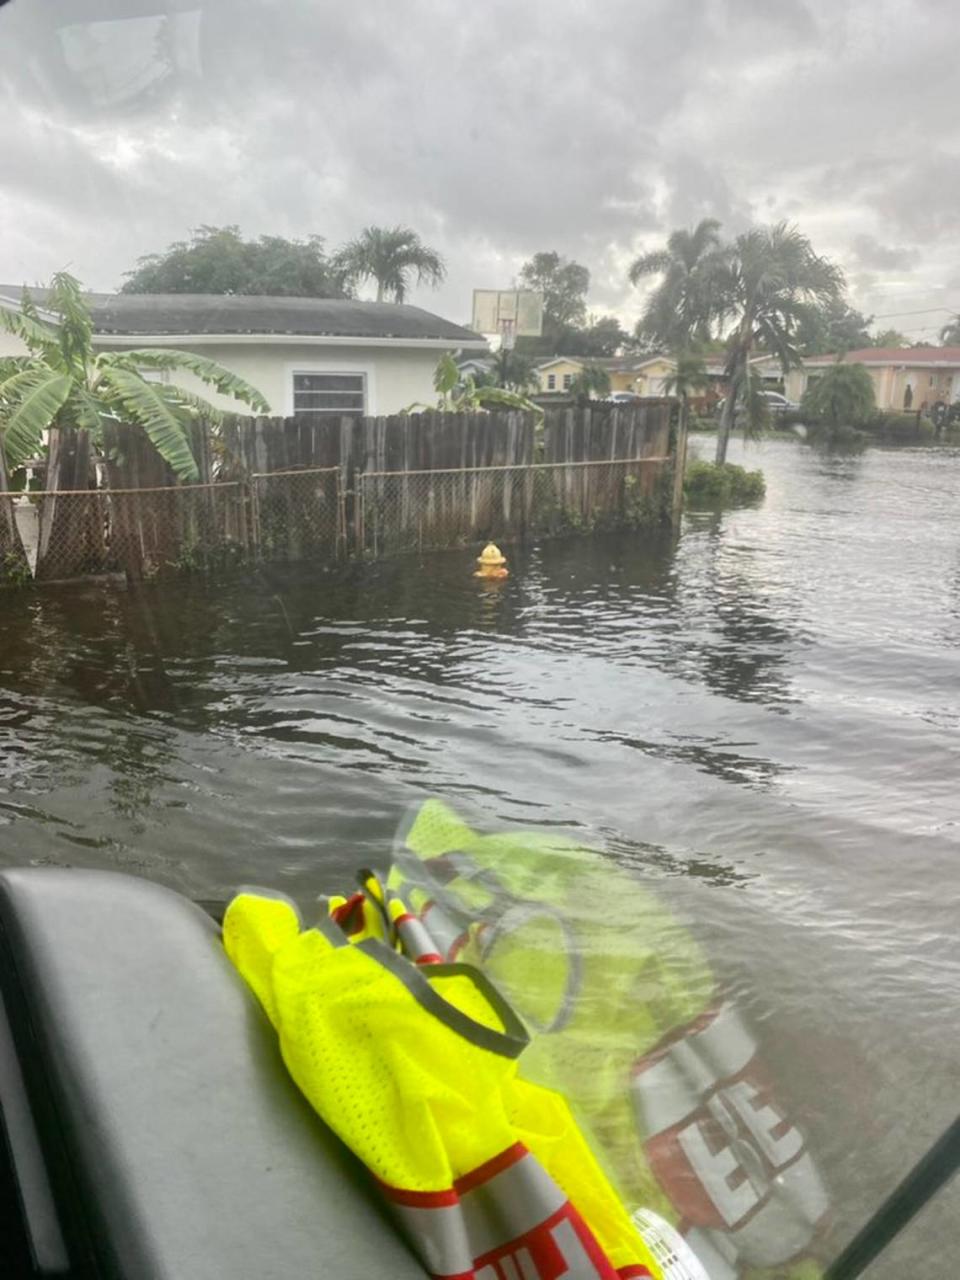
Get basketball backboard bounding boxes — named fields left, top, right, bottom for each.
left=471, top=290, right=544, bottom=341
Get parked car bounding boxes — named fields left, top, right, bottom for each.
left=604, top=391, right=642, bottom=404
left=713, top=391, right=799, bottom=418
left=760, top=391, right=800, bottom=415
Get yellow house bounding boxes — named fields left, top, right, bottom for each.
left=786, top=347, right=960, bottom=412
left=534, top=354, right=676, bottom=396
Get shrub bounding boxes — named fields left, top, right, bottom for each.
left=862, top=412, right=935, bottom=442
left=801, top=363, right=876, bottom=426
left=684, top=460, right=765, bottom=507
left=805, top=422, right=868, bottom=451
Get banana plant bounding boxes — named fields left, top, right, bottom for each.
left=0, top=272, right=270, bottom=483
left=405, top=352, right=543, bottom=418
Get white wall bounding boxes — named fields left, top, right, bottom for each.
left=0, top=332, right=447, bottom=417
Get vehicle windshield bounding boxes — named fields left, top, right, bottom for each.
left=0, top=5, right=957, bottom=1279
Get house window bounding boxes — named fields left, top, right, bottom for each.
left=929, top=375, right=936, bottom=387
left=292, top=372, right=365, bottom=418
left=562, top=373, right=572, bottom=389
left=547, top=374, right=556, bottom=390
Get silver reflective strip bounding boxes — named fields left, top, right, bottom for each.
left=722, top=1078, right=803, bottom=1170
left=460, top=1151, right=567, bottom=1258
left=551, top=1216, right=607, bottom=1279
left=729, top=1150, right=828, bottom=1267
left=677, top=1115, right=764, bottom=1227
left=689, top=1005, right=756, bottom=1079
left=727, top=1151, right=827, bottom=1266
left=398, top=914, right=441, bottom=961
left=391, top=1200, right=473, bottom=1278
left=421, top=900, right=465, bottom=958
left=631, top=1052, right=700, bottom=1135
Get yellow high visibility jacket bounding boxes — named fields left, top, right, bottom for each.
left=386, top=801, right=830, bottom=1280
left=224, top=890, right=662, bottom=1280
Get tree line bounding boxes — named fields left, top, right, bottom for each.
left=120, top=225, right=445, bottom=306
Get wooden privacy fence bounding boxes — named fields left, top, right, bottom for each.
left=0, top=401, right=674, bottom=586
left=358, top=457, right=668, bottom=557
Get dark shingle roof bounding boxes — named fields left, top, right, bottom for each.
left=0, top=287, right=484, bottom=345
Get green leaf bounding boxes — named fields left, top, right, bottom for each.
left=0, top=302, right=61, bottom=360
left=159, top=384, right=224, bottom=428
left=101, top=349, right=271, bottom=413
left=433, top=352, right=460, bottom=398
left=67, top=386, right=110, bottom=437
left=472, top=385, right=544, bottom=419
left=98, top=365, right=200, bottom=482
left=0, top=369, right=72, bottom=469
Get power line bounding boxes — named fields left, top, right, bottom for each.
left=870, top=306, right=957, bottom=319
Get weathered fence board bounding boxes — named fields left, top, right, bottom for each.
left=34, top=429, right=107, bottom=581
left=0, top=448, right=29, bottom=585
left=2, top=403, right=674, bottom=587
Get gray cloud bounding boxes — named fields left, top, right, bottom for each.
left=851, top=236, right=920, bottom=272
left=1, top=0, right=958, bottom=332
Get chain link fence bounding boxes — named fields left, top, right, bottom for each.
left=250, top=467, right=343, bottom=564
left=2, top=457, right=670, bottom=585
left=4, top=467, right=344, bottom=584
left=358, top=458, right=669, bottom=558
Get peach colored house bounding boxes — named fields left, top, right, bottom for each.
left=786, top=347, right=960, bottom=412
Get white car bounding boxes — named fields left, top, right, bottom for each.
left=759, top=391, right=800, bottom=415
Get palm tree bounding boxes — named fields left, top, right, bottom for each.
left=939, top=315, right=960, bottom=345
left=629, top=219, right=725, bottom=349
left=714, top=224, right=843, bottom=463
left=664, top=349, right=711, bottom=524
left=335, top=226, right=445, bottom=304
left=0, top=273, right=269, bottom=483
left=568, top=364, right=611, bottom=404
left=491, top=347, right=537, bottom=392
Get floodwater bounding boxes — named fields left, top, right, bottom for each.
left=1, top=434, right=958, bottom=1276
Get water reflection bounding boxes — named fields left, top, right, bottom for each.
left=0, top=438, right=958, bottom=1271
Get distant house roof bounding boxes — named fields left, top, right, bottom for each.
left=0, top=286, right=485, bottom=348
left=534, top=353, right=669, bottom=372
left=804, top=346, right=960, bottom=367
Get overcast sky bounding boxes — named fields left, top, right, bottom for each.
left=1, top=0, right=958, bottom=339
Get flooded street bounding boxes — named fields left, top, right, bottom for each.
left=1, top=434, right=958, bottom=1274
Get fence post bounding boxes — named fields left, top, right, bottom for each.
left=671, top=399, right=688, bottom=530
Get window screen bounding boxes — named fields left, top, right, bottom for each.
left=293, top=372, right=365, bottom=418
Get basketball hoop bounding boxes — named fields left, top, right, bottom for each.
left=471, top=290, right=543, bottom=344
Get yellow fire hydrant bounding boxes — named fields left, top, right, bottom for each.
left=474, top=542, right=509, bottom=579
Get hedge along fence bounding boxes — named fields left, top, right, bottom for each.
left=0, top=401, right=674, bottom=587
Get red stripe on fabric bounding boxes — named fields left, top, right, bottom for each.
left=331, top=891, right=366, bottom=933
left=396, top=912, right=416, bottom=925
left=454, top=1142, right=527, bottom=1195
left=415, top=953, right=444, bottom=965
left=448, top=930, right=469, bottom=961
left=618, top=1267, right=654, bottom=1278
left=471, top=1200, right=618, bottom=1280
left=630, top=1004, right=720, bottom=1075
left=428, top=1272, right=474, bottom=1280
left=376, top=1179, right=460, bottom=1209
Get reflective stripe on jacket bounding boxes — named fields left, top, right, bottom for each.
left=223, top=889, right=661, bottom=1280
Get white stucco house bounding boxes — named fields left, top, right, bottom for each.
left=0, top=288, right=487, bottom=418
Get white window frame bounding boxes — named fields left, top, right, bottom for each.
left=547, top=373, right=556, bottom=390
left=562, top=373, right=573, bottom=389
left=286, top=360, right=376, bottom=418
